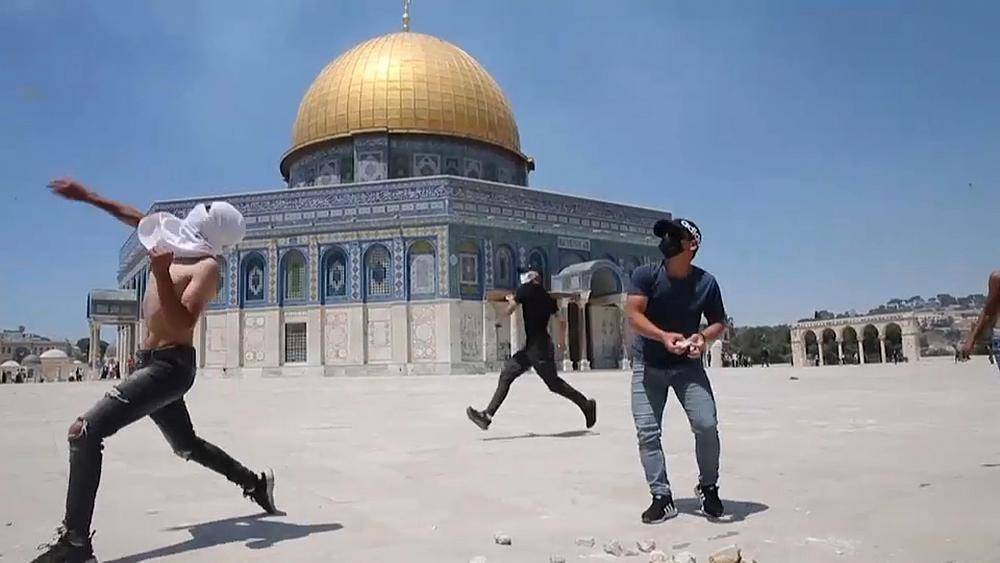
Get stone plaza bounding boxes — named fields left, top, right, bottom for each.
left=2, top=358, right=999, bottom=562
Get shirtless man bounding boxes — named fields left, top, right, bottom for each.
left=33, top=179, right=276, bottom=563
left=960, top=270, right=1000, bottom=371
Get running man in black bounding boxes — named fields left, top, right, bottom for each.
left=467, top=269, right=597, bottom=430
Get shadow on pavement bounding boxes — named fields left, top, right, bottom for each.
left=482, top=429, right=598, bottom=442
left=105, top=513, right=343, bottom=562
left=674, top=497, right=769, bottom=523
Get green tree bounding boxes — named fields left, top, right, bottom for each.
left=76, top=338, right=109, bottom=360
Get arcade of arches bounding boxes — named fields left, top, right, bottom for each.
left=790, top=313, right=921, bottom=367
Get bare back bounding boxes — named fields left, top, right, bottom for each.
left=142, top=257, right=220, bottom=349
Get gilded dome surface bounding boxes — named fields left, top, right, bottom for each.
left=287, top=32, right=522, bottom=161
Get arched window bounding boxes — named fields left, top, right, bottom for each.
left=559, top=250, right=587, bottom=271
left=364, top=244, right=392, bottom=300
left=528, top=248, right=548, bottom=287
left=240, top=252, right=267, bottom=306
left=494, top=245, right=515, bottom=289
left=279, top=249, right=307, bottom=304
left=212, top=256, right=228, bottom=305
left=457, top=240, right=480, bottom=293
left=407, top=240, right=436, bottom=298
left=322, top=247, right=348, bottom=302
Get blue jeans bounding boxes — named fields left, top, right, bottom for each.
left=631, top=361, right=720, bottom=496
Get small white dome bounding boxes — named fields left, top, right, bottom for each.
left=1, top=360, right=20, bottom=368
left=40, top=349, right=69, bottom=359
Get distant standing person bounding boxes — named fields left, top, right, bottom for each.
left=761, top=348, right=770, bottom=367
left=33, top=179, right=277, bottom=562
left=626, top=218, right=729, bottom=524
left=960, top=271, right=1000, bottom=371
left=466, top=269, right=597, bottom=431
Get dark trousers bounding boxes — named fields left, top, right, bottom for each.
left=485, top=338, right=589, bottom=416
left=64, top=346, right=257, bottom=536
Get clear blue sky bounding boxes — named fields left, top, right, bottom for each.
left=1, top=1, right=997, bottom=340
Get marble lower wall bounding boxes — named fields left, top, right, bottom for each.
left=195, top=300, right=511, bottom=377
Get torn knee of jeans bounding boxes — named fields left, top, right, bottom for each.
left=68, top=417, right=88, bottom=441
left=105, top=386, right=130, bottom=403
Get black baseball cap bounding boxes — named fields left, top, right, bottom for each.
left=653, top=218, right=702, bottom=245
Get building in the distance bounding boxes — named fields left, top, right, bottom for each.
left=0, top=326, right=73, bottom=364
left=790, top=313, right=922, bottom=367
left=109, top=29, right=667, bottom=376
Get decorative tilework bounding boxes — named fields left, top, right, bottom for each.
left=349, top=242, right=362, bottom=300
left=227, top=249, right=239, bottom=306
left=118, top=177, right=665, bottom=284
left=392, top=237, right=405, bottom=299
left=483, top=239, right=494, bottom=290
left=308, top=238, right=319, bottom=301
left=267, top=241, right=278, bottom=304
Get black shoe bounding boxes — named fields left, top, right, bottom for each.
left=31, top=527, right=96, bottom=563
left=641, top=494, right=678, bottom=524
left=696, top=484, right=725, bottom=518
left=583, top=399, right=597, bottom=429
left=244, top=469, right=278, bottom=515
left=466, top=406, right=491, bottom=430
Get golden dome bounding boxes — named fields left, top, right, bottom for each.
left=284, top=32, right=522, bottom=170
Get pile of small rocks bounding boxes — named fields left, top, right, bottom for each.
left=470, top=533, right=757, bottom=563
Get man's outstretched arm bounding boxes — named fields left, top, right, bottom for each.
left=48, top=177, right=144, bottom=228
left=962, top=271, right=1000, bottom=356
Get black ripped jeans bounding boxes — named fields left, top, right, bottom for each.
left=485, top=336, right=589, bottom=416
left=64, top=346, right=257, bottom=537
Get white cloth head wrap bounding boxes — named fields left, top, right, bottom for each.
left=519, top=270, right=540, bottom=285
left=137, top=202, right=245, bottom=257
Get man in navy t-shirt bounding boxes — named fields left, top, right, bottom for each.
left=625, top=217, right=729, bottom=523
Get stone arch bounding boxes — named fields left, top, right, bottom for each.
left=279, top=249, right=307, bottom=304
left=884, top=322, right=903, bottom=363
left=862, top=324, right=881, bottom=363
left=841, top=326, right=860, bottom=365
left=591, top=266, right=622, bottom=297
left=239, top=251, right=267, bottom=307
left=803, top=330, right=819, bottom=365
left=821, top=328, right=839, bottom=365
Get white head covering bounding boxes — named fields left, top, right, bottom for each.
left=137, top=202, right=245, bottom=257
left=519, top=270, right=540, bottom=285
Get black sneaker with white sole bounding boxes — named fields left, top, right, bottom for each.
left=244, top=469, right=278, bottom=515
left=696, top=484, right=725, bottom=518
left=641, top=494, right=678, bottom=524
left=583, top=399, right=597, bottom=429
left=31, top=527, right=97, bottom=563
left=466, top=406, right=491, bottom=430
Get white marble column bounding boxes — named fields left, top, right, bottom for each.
left=578, top=299, right=590, bottom=371
left=859, top=339, right=867, bottom=364
left=837, top=340, right=844, bottom=365
left=618, top=303, right=630, bottom=371
left=880, top=338, right=887, bottom=363
left=560, top=299, right=574, bottom=372
left=818, top=339, right=826, bottom=366
left=88, top=321, right=101, bottom=369
left=510, top=304, right=525, bottom=354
